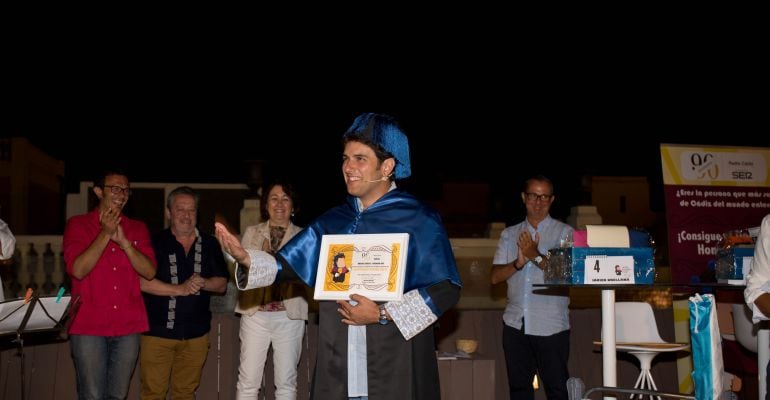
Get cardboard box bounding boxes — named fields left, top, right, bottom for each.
left=544, top=247, right=655, bottom=285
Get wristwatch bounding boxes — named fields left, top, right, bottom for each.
left=378, top=304, right=390, bottom=325
left=532, top=255, right=544, bottom=265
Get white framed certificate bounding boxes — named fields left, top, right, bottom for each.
left=313, top=233, right=409, bottom=301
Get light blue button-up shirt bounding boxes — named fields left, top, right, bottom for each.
left=492, top=216, right=573, bottom=336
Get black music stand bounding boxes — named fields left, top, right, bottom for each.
left=0, top=294, right=75, bottom=400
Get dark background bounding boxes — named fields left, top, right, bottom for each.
left=5, top=62, right=769, bottom=228
left=8, top=105, right=770, bottom=228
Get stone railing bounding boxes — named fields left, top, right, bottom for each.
left=2, top=234, right=672, bottom=310
left=3, top=235, right=508, bottom=308
left=1, top=235, right=66, bottom=299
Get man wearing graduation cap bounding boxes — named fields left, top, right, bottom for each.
left=217, top=113, right=461, bottom=400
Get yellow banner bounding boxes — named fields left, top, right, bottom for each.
left=660, top=144, right=770, bottom=187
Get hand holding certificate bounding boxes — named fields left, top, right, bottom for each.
left=314, top=233, right=409, bottom=301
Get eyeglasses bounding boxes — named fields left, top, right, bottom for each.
left=103, top=185, right=132, bottom=196
left=524, top=192, right=552, bottom=202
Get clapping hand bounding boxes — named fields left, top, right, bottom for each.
left=99, top=207, right=120, bottom=234
left=182, top=273, right=205, bottom=295
left=100, top=208, right=133, bottom=249
left=517, top=231, right=541, bottom=261
left=215, top=222, right=250, bottom=265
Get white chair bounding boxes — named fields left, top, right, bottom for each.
left=732, top=303, right=758, bottom=353
left=611, top=302, right=690, bottom=399
left=733, top=303, right=770, bottom=400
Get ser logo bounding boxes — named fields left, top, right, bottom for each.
left=732, top=171, right=753, bottom=180
left=690, top=152, right=718, bottom=180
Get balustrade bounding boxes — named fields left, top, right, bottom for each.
left=2, top=235, right=66, bottom=299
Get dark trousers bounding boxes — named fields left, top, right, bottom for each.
left=503, top=321, right=570, bottom=400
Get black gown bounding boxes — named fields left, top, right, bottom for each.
left=276, top=189, right=461, bottom=400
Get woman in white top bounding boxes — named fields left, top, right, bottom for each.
left=235, top=182, right=308, bottom=400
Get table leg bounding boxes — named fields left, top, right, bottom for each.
left=602, top=289, right=617, bottom=400
left=759, top=327, right=769, bottom=400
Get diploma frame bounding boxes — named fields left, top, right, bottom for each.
left=313, top=233, right=409, bottom=301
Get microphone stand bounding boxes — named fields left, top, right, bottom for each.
left=13, top=293, right=39, bottom=400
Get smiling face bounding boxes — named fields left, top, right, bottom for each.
left=167, top=193, right=197, bottom=237
left=521, top=179, right=555, bottom=224
left=94, top=174, right=130, bottom=213
left=341, top=141, right=395, bottom=209
left=266, top=184, right=293, bottom=228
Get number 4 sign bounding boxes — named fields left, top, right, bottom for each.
left=584, top=255, right=635, bottom=285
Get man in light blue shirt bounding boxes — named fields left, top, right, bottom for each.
left=491, top=175, right=573, bottom=400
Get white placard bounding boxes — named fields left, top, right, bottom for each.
left=313, top=233, right=409, bottom=301
left=743, top=256, right=753, bottom=279
left=584, top=255, right=635, bottom=285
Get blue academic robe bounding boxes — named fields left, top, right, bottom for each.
left=277, top=189, right=461, bottom=400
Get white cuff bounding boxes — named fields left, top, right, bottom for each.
left=751, top=305, right=768, bottom=323
left=235, top=249, right=278, bottom=290
left=385, top=289, right=437, bottom=341
left=751, top=282, right=770, bottom=322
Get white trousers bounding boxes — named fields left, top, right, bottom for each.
left=236, top=311, right=305, bottom=400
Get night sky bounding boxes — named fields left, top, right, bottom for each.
left=6, top=78, right=769, bottom=226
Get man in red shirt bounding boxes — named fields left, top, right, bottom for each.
left=63, top=169, right=156, bottom=399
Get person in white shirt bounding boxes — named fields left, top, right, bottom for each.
left=491, top=175, right=573, bottom=400
left=0, top=218, right=17, bottom=301
left=744, top=213, right=770, bottom=399
left=235, top=181, right=308, bottom=400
